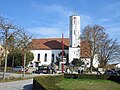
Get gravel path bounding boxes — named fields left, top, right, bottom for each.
left=0, top=79, right=33, bottom=90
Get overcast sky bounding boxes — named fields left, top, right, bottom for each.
left=0, top=0, right=120, bottom=42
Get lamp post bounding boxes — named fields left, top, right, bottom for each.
left=62, top=33, right=64, bottom=73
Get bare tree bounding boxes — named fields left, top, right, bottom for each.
left=99, top=34, right=120, bottom=68
left=81, top=25, right=120, bottom=72
left=17, top=30, right=32, bottom=77
left=81, top=25, right=105, bottom=72
left=0, top=16, right=20, bottom=80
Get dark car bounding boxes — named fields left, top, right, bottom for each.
left=104, top=69, right=119, bottom=75
left=35, top=66, right=50, bottom=74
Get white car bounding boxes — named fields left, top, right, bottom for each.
left=13, top=66, right=28, bottom=72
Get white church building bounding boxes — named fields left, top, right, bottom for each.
left=30, top=15, right=98, bottom=68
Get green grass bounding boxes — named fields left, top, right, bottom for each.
left=57, top=79, right=120, bottom=90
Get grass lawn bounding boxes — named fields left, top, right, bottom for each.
left=57, top=79, right=120, bottom=90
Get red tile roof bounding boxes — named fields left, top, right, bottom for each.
left=30, top=38, right=91, bottom=58
left=30, top=38, right=69, bottom=50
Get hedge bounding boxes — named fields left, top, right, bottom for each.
left=64, top=73, right=120, bottom=84
left=64, top=73, right=110, bottom=79
left=33, top=74, right=64, bottom=90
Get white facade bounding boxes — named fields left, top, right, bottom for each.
left=30, top=49, right=68, bottom=67
left=69, top=47, right=80, bottom=62
left=69, top=15, right=80, bottom=61
left=69, top=15, right=80, bottom=47
left=93, top=54, right=99, bottom=68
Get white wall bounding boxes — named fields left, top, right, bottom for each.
left=30, top=50, right=52, bottom=66
left=81, top=54, right=99, bottom=68
left=69, top=47, right=80, bottom=62
left=69, top=15, right=80, bottom=47
left=30, top=49, right=69, bottom=67
left=93, top=54, right=99, bottom=68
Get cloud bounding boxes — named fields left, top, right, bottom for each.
left=28, top=27, right=68, bottom=38
left=101, top=18, right=112, bottom=22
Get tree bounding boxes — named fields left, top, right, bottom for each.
left=99, top=34, right=120, bottom=68
left=7, top=49, right=34, bottom=67
left=72, top=58, right=84, bottom=67
left=55, top=51, right=68, bottom=67
left=0, top=15, right=19, bottom=80
left=17, top=30, right=32, bottom=77
left=81, top=25, right=120, bottom=72
left=81, top=25, right=106, bottom=72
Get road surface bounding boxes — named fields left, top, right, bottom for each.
left=0, top=79, right=33, bottom=90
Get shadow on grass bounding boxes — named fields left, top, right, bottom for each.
left=23, top=84, right=33, bottom=90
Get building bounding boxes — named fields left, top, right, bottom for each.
left=30, top=15, right=99, bottom=68
left=30, top=38, right=69, bottom=67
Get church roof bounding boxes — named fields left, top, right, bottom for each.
left=30, top=38, right=69, bottom=50
left=30, top=38, right=91, bottom=58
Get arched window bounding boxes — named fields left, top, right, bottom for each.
left=37, top=53, right=40, bottom=61
left=44, top=53, right=47, bottom=62
left=52, top=54, right=54, bottom=62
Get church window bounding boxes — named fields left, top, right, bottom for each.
left=44, top=53, right=47, bottom=62
left=37, top=53, right=40, bottom=61
left=52, top=54, right=54, bottom=62
left=74, top=30, right=75, bottom=35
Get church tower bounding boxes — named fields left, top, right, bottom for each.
left=69, top=15, right=81, bottom=62
left=69, top=15, right=80, bottom=47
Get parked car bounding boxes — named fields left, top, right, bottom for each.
left=34, top=66, right=50, bottom=74
left=104, top=69, right=119, bottom=75
left=13, top=66, right=28, bottom=72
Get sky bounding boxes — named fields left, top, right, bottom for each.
left=0, top=0, right=120, bottom=42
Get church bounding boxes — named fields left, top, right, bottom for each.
left=29, top=15, right=98, bottom=69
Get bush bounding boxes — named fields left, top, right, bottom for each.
left=79, top=74, right=110, bottom=79
left=33, top=75, right=64, bottom=90
left=0, top=67, right=13, bottom=72
left=64, top=73, right=110, bottom=80
left=64, top=73, right=120, bottom=84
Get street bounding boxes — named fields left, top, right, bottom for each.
left=0, top=72, right=55, bottom=90
left=0, top=79, right=33, bottom=90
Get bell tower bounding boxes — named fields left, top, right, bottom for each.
left=69, top=14, right=81, bottom=62
left=69, top=15, right=80, bottom=47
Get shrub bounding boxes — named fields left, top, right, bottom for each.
left=33, top=75, right=64, bottom=90
left=0, top=67, right=13, bottom=72
left=64, top=73, right=120, bottom=84
left=64, top=73, right=110, bottom=80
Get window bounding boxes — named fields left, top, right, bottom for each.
left=37, top=53, right=40, bottom=61
left=52, top=54, right=54, bottom=62
left=44, top=53, right=47, bottom=62
left=74, top=30, right=75, bottom=35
